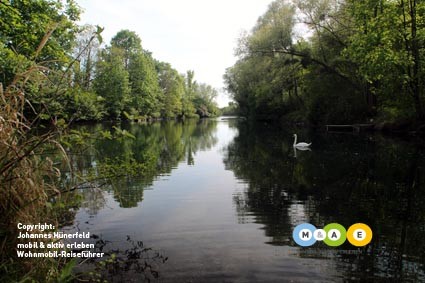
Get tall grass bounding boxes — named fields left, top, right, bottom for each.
left=0, top=35, right=73, bottom=281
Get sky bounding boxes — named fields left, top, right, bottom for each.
left=75, top=0, right=272, bottom=107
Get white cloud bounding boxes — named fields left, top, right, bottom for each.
left=76, top=0, right=271, bottom=106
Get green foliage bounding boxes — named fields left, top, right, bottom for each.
left=183, top=70, right=219, bottom=118
left=225, top=0, right=425, bottom=124
left=224, top=0, right=303, bottom=120
left=0, top=0, right=86, bottom=122
left=156, top=61, right=184, bottom=118
left=2, top=5, right=219, bottom=123
left=93, top=47, right=131, bottom=119
left=69, top=120, right=217, bottom=207
left=0, top=4, right=221, bottom=283
left=247, top=0, right=295, bottom=52
left=343, top=0, right=425, bottom=119
left=91, top=30, right=218, bottom=120
left=0, top=1, right=110, bottom=123
left=58, top=258, right=77, bottom=282
left=94, top=156, right=156, bottom=180
left=305, top=73, right=368, bottom=125
left=0, top=8, right=87, bottom=281
left=192, top=83, right=219, bottom=117
left=73, top=24, right=103, bottom=91
left=65, top=88, right=105, bottom=121
left=0, top=0, right=80, bottom=67
left=127, top=51, right=162, bottom=116
left=220, top=102, right=239, bottom=116
left=0, top=44, right=33, bottom=85
left=111, top=29, right=142, bottom=68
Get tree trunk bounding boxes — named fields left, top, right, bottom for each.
left=409, top=0, right=423, bottom=119
left=364, top=81, right=377, bottom=116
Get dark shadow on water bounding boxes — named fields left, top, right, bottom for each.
left=60, top=119, right=425, bottom=282
left=72, top=235, right=168, bottom=282
left=223, top=121, right=425, bottom=282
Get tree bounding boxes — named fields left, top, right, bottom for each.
left=225, top=0, right=425, bottom=124
left=107, top=30, right=162, bottom=118
left=73, top=24, right=103, bottom=90
left=111, top=29, right=142, bottom=69
left=156, top=61, right=184, bottom=118
left=127, top=51, right=162, bottom=117
left=93, top=47, right=130, bottom=119
left=183, top=70, right=219, bottom=118
left=181, top=70, right=197, bottom=117
left=0, top=0, right=83, bottom=121
left=192, top=83, right=219, bottom=117
left=224, top=0, right=302, bottom=120
left=220, top=102, right=239, bottom=116
left=344, top=0, right=425, bottom=120
left=0, top=0, right=80, bottom=82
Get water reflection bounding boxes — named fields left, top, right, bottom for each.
left=223, top=121, right=425, bottom=281
left=62, top=119, right=425, bottom=282
left=67, top=119, right=218, bottom=210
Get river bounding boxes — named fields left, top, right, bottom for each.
left=62, top=118, right=425, bottom=282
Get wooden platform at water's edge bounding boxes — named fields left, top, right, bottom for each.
left=326, top=124, right=374, bottom=133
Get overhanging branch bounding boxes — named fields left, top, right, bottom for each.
left=251, top=47, right=359, bottom=89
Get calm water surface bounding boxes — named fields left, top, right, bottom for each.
left=63, top=119, right=425, bottom=282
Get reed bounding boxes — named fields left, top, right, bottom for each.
left=0, top=41, right=73, bottom=282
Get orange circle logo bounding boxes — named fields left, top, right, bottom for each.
left=347, top=223, right=372, bottom=247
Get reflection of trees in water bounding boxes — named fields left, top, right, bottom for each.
left=224, top=123, right=313, bottom=241
left=66, top=119, right=218, bottom=210
left=80, top=187, right=106, bottom=216
left=223, top=121, right=425, bottom=281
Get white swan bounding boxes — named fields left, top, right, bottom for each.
left=293, top=134, right=311, bottom=148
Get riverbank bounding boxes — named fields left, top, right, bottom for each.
left=272, top=112, right=425, bottom=138
left=373, top=119, right=425, bottom=137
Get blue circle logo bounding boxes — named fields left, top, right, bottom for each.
left=293, top=223, right=317, bottom=247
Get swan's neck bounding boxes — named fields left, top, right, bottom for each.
left=293, top=135, right=297, bottom=146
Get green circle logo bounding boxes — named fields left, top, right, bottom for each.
left=323, top=223, right=346, bottom=247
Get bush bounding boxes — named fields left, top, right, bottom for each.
left=306, top=73, right=368, bottom=125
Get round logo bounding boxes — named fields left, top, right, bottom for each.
left=293, top=223, right=317, bottom=247
left=347, top=223, right=372, bottom=247
left=323, top=223, right=346, bottom=247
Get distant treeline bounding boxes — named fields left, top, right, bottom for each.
left=224, top=0, right=425, bottom=125
left=0, top=0, right=219, bottom=122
